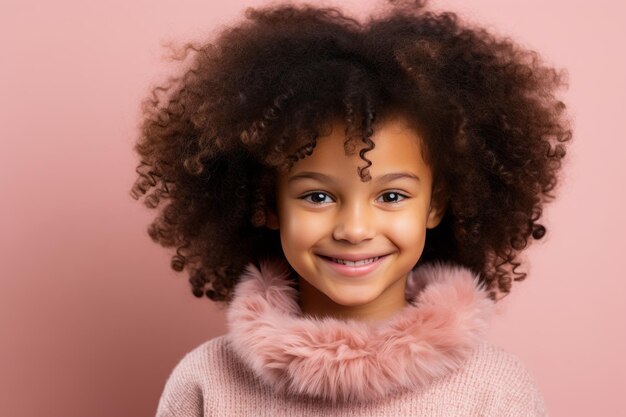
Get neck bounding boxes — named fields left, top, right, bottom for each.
left=296, top=274, right=410, bottom=323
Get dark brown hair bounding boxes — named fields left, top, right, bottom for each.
left=130, top=0, right=571, bottom=303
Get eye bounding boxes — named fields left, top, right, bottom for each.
left=377, top=191, right=407, bottom=203
left=301, top=192, right=334, bottom=204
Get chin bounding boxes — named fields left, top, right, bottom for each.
left=327, top=291, right=378, bottom=308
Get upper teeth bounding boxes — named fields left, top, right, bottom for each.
left=332, top=257, right=379, bottom=266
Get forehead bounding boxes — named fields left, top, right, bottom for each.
left=285, top=115, right=431, bottom=181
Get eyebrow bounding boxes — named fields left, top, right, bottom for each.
left=376, top=172, right=421, bottom=183
left=288, top=171, right=421, bottom=184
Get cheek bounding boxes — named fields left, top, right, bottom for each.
left=385, top=210, right=428, bottom=253
left=278, top=206, right=328, bottom=249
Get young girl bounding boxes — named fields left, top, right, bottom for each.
left=131, top=1, right=570, bottom=415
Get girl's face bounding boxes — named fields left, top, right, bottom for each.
left=272, top=115, right=444, bottom=322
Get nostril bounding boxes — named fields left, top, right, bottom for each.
left=332, top=224, right=376, bottom=243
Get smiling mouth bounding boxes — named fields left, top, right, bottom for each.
left=318, top=255, right=387, bottom=267
left=330, top=257, right=380, bottom=267
left=317, top=254, right=389, bottom=277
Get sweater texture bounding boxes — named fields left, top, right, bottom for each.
left=156, top=260, right=548, bottom=416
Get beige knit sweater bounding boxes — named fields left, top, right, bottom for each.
left=156, top=261, right=548, bottom=416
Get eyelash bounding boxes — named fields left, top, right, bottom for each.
left=378, top=191, right=408, bottom=203
left=300, top=191, right=408, bottom=204
left=301, top=192, right=334, bottom=204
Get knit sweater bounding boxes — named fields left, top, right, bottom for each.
left=156, top=260, right=548, bottom=416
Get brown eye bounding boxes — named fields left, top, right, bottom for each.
left=378, top=192, right=407, bottom=203
left=302, top=192, right=333, bottom=204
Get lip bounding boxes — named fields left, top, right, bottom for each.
left=317, top=253, right=390, bottom=277
left=316, top=252, right=389, bottom=262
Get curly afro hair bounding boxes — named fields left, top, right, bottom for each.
left=130, top=0, right=571, bottom=303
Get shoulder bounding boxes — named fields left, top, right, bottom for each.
left=456, top=340, right=548, bottom=416
left=173, top=335, right=231, bottom=371
left=468, top=340, right=540, bottom=380
left=164, top=335, right=231, bottom=384
left=156, top=335, right=232, bottom=417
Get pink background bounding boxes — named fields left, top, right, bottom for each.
left=2, top=0, right=624, bottom=416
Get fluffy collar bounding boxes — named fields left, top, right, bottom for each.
left=226, top=259, right=495, bottom=404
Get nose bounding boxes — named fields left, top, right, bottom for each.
left=332, top=199, right=376, bottom=244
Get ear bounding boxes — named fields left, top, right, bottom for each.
left=265, top=209, right=279, bottom=230
left=426, top=200, right=446, bottom=229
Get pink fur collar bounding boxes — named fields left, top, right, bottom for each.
left=226, top=259, right=495, bottom=403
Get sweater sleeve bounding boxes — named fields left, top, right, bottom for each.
left=500, top=353, right=549, bottom=417
left=155, top=349, right=206, bottom=417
